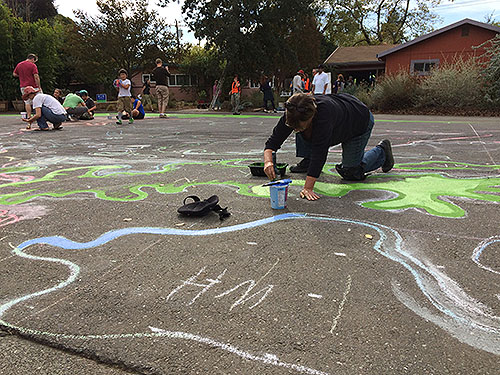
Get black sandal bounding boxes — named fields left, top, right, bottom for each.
left=177, top=195, right=231, bottom=220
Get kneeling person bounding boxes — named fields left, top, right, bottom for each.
left=263, top=93, right=394, bottom=200
left=131, top=95, right=145, bottom=119
left=21, top=86, right=66, bottom=130
left=63, top=92, right=89, bottom=120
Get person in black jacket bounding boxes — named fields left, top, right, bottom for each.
left=263, top=93, right=394, bottom=200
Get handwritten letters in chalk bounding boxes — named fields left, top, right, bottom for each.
left=166, top=266, right=274, bottom=311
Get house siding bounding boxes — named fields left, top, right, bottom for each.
left=384, top=25, right=498, bottom=75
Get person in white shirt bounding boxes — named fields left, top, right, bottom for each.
left=114, top=69, right=133, bottom=124
left=311, top=64, right=330, bottom=95
left=21, top=86, right=66, bottom=131
left=292, top=70, right=304, bottom=94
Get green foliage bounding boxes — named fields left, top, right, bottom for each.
left=476, top=35, right=500, bottom=105
left=179, top=45, right=225, bottom=94
left=371, top=71, right=420, bottom=111
left=318, top=0, right=446, bottom=46
left=4, top=0, right=57, bottom=22
left=74, top=0, right=176, bottom=89
left=158, top=0, right=320, bottom=82
left=0, top=2, right=64, bottom=100
left=418, top=58, right=486, bottom=108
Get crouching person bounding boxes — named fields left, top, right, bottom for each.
left=263, top=93, right=394, bottom=200
left=21, top=86, right=66, bottom=131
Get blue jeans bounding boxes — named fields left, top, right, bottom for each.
left=295, top=112, right=385, bottom=173
left=37, top=106, right=66, bottom=129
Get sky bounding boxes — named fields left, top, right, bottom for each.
left=54, top=0, right=499, bottom=45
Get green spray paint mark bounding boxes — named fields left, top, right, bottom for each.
left=1, top=160, right=500, bottom=218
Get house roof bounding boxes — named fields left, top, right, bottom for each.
left=324, top=45, right=398, bottom=65
left=377, top=18, right=500, bottom=59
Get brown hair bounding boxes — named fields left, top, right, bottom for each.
left=284, top=93, right=317, bottom=129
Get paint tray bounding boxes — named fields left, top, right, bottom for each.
left=248, top=162, right=288, bottom=178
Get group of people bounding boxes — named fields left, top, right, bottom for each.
left=12, top=53, right=153, bottom=130
left=291, top=64, right=330, bottom=95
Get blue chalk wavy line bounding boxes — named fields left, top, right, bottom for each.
left=0, top=213, right=498, bottom=374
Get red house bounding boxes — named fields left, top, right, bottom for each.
left=377, top=19, right=500, bottom=76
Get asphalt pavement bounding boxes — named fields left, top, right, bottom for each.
left=0, top=111, right=499, bottom=374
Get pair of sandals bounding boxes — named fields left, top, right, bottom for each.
left=177, top=195, right=230, bottom=220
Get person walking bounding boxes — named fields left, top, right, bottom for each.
left=263, top=93, right=394, bottom=200
left=13, top=53, right=41, bottom=128
left=152, top=58, right=171, bottom=118
left=229, top=75, right=241, bottom=115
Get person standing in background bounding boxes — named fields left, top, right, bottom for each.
left=311, top=64, right=329, bottom=95
left=260, top=76, right=276, bottom=113
left=13, top=54, right=41, bottom=128
left=292, top=70, right=304, bottom=94
left=140, top=78, right=153, bottom=111
left=152, top=58, right=171, bottom=118
left=229, top=75, right=241, bottom=115
left=333, top=74, right=345, bottom=94
left=212, top=80, right=222, bottom=111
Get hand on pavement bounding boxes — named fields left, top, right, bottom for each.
left=300, top=188, right=320, bottom=200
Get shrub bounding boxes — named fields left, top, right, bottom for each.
left=475, top=35, right=500, bottom=106
left=343, top=83, right=374, bottom=108
left=417, top=58, right=486, bottom=108
left=370, top=72, right=420, bottom=111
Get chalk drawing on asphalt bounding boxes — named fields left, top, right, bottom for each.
left=0, top=212, right=498, bottom=374
left=1, top=160, right=500, bottom=218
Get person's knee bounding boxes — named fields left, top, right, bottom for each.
left=335, top=164, right=366, bottom=181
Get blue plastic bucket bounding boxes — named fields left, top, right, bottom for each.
left=269, top=180, right=291, bottom=209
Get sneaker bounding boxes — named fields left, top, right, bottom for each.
left=128, top=118, right=134, bottom=124
left=116, top=119, right=122, bottom=125
left=290, top=158, right=310, bottom=173
left=378, top=139, right=394, bottom=172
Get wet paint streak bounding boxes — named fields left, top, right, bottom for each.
left=0, top=213, right=498, bottom=362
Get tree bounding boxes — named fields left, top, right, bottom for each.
left=73, top=0, right=176, bottom=87
left=0, top=2, right=65, bottom=100
left=158, top=0, right=321, bottom=83
left=4, top=0, right=57, bottom=21
left=318, top=0, right=453, bottom=46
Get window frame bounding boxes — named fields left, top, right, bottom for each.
left=410, top=59, right=440, bottom=76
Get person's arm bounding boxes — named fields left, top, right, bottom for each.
left=120, top=80, right=131, bottom=89
left=23, top=107, right=42, bottom=123
left=263, top=116, right=293, bottom=180
left=322, top=83, right=328, bottom=95
left=263, top=149, right=275, bottom=180
left=34, top=73, right=41, bottom=90
left=134, top=100, right=141, bottom=110
left=87, top=100, right=96, bottom=113
left=301, top=176, right=319, bottom=200
left=13, top=72, right=18, bottom=78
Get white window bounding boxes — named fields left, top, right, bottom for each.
left=410, top=59, right=439, bottom=76
left=142, top=74, right=153, bottom=83
left=169, top=74, right=198, bottom=86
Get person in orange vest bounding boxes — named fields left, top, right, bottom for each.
left=302, top=73, right=311, bottom=93
left=229, top=75, right=241, bottom=115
